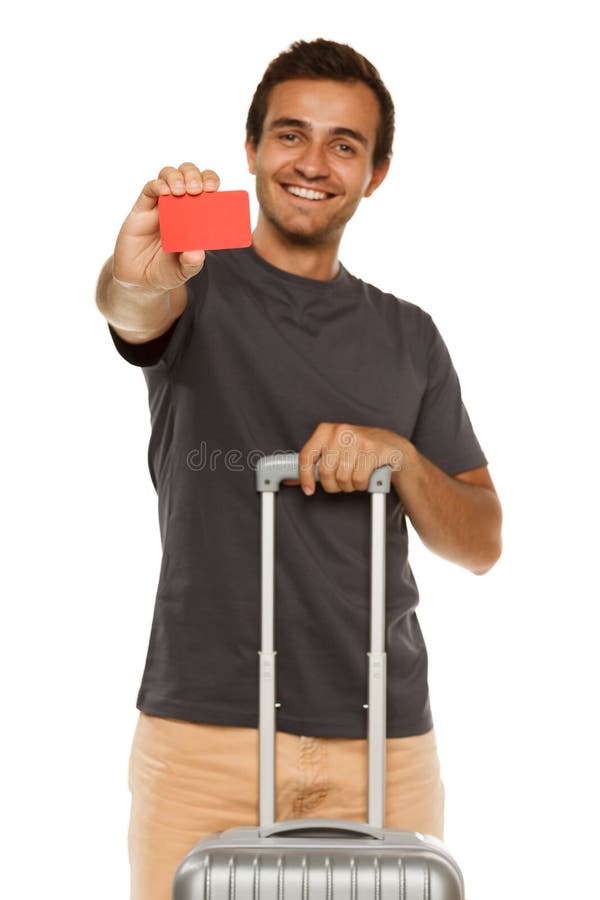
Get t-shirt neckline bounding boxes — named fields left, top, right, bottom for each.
left=240, top=244, right=350, bottom=291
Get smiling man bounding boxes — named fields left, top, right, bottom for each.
left=96, top=38, right=502, bottom=900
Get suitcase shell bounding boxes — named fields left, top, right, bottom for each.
left=174, top=822, right=464, bottom=899
left=172, top=454, right=466, bottom=899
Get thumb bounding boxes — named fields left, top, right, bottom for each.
left=178, top=249, right=206, bottom=279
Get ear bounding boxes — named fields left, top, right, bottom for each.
left=364, top=158, right=391, bottom=198
left=245, top=139, right=257, bottom=175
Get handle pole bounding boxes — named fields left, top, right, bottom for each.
left=368, top=491, right=387, bottom=829
left=256, top=453, right=390, bottom=833
left=259, top=491, right=276, bottom=828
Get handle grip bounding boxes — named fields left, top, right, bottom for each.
left=256, top=452, right=392, bottom=493
left=259, top=818, right=384, bottom=840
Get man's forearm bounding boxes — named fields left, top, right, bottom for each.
left=296, top=422, right=502, bottom=576
left=95, top=256, right=176, bottom=341
left=392, top=436, right=502, bottom=575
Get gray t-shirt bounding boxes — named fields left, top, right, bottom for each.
left=108, top=245, right=487, bottom=738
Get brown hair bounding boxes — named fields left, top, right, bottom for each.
left=246, top=38, right=395, bottom=169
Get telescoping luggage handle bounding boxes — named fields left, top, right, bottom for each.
left=256, top=453, right=392, bottom=838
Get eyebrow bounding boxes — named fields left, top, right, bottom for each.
left=268, top=117, right=369, bottom=148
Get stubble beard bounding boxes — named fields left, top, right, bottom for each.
left=256, top=176, right=351, bottom=248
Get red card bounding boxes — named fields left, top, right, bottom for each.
left=158, top=190, right=252, bottom=252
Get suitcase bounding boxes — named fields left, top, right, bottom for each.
left=173, top=453, right=466, bottom=899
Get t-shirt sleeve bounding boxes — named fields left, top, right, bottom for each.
left=108, top=317, right=180, bottom=367
left=106, top=274, right=204, bottom=369
left=410, top=313, right=488, bottom=475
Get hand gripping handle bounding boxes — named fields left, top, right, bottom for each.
left=255, top=452, right=392, bottom=493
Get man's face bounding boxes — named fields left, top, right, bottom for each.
left=245, top=79, right=390, bottom=247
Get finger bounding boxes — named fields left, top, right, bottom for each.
left=300, top=450, right=322, bottom=495
left=178, top=162, right=205, bottom=194
left=200, top=169, right=220, bottom=191
left=336, top=456, right=356, bottom=493
left=131, top=177, right=171, bottom=213
left=158, top=165, right=187, bottom=195
left=298, top=430, right=329, bottom=496
left=351, top=456, right=371, bottom=492
left=317, top=448, right=342, bottom=493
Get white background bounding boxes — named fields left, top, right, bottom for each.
left=2, top=1, right=598, bottom=898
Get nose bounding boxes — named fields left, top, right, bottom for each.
left=294, top=140, right=330, bottom=180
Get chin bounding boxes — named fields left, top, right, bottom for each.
left=277, top=225, right=335, bottom=247
left=264, top=208, right=346, bottom=248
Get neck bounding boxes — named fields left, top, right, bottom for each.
left=251, top=216, right=342, bottom=282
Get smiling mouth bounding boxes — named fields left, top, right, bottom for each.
left=281, top=184, right=335, bottom=201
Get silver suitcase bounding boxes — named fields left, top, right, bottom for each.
left=173, top=453, right=466, bottom=899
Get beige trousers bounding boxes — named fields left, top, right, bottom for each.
left=128, top=712, right=445, bottom=900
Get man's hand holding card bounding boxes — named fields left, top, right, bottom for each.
left=111, top=164, right=251, bottom=298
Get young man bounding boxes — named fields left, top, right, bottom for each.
left=96, top=39, right=502, bottom=900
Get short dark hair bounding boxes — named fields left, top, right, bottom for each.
left=246, top=38, right=395, bottom=170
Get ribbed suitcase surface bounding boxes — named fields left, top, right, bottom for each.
left=174, top=826, right=464, bottom=899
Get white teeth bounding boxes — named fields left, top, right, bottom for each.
left=285, top=185, right=329, bottom=201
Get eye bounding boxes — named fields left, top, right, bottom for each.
left=334, top=143, right=355, bottom=155
left=280, top=133, right=299, bottom=143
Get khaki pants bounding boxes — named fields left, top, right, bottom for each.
left=128, top=712, right=445, bottom=900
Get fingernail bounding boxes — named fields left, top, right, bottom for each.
left=204, top=179, right=218, bottom=190
left=303, top=486, right=314, bottom=496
